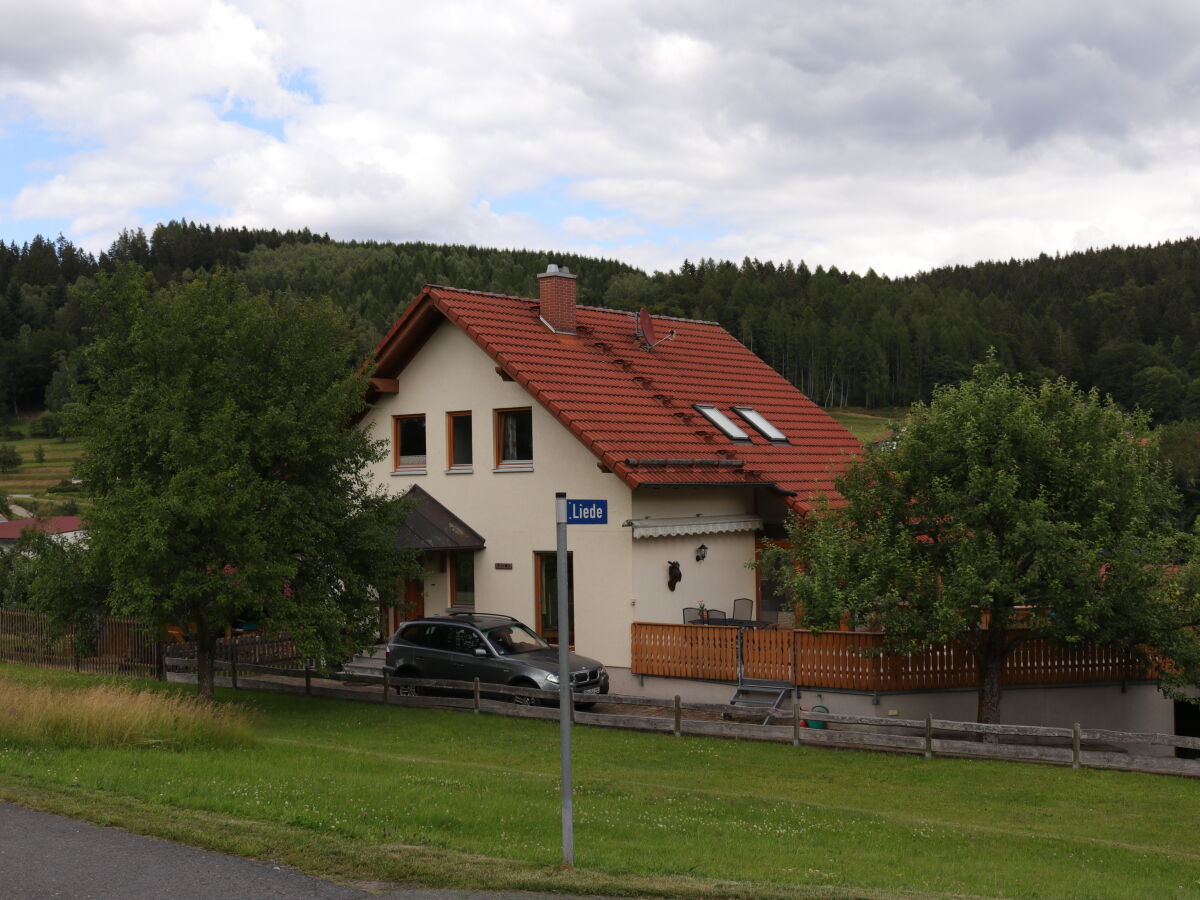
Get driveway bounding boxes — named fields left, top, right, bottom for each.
left=0, top=802, right=625, bottom=900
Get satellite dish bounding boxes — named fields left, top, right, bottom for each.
left=637, top=308, right=657, bottom=346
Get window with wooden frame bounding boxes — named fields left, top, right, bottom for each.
left=494, top=407, right=533, bottom=471
left=393, top=414, right=427, bottom=472
left=449, top=551, right=475, bottom=609
left=534, top=551, right=573, bottom=645
left=446, top=411, right=473, bottom=472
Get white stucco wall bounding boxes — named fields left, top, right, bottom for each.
left=362, top=318, right=635, bottom=665
left=630, top=531, right=758, bottom=626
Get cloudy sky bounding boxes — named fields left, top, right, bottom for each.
left=2, top=1, right=1198, bottom=276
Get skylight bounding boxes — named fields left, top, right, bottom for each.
left=733, top=406, right=787, bottom=442
left=694, top=404, right=749, bottom=441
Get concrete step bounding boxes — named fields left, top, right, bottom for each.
left=340, top=644, right=386, bottom=676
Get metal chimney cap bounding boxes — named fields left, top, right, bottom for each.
left=538, top=263, right=575, bottom=279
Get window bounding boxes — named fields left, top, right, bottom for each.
left=400, top=623, right=442, bottom=649
left=535, top=551, right=574, bottom=645
left=494, top=407, right=533, bottom=470
left=694, top=404, right=749, bottom=441
left=446, top=625, right=484, bottom=655
left=447, top=411, right=472, bottom=471
left=732, top=406, right=787, bottom=442
left=450, top=551, right=475, bottom=608
left=393, top=414, right=427, bottom=471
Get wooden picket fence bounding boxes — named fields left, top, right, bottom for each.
left=162, top=657, right=1200, bottom=778
left=0, top=607, right=160, bottom=677
left=0, top=609, right=304, bottom=678
left=166, top=632, right=305, bottom=667
left=630, top=622, right=1151, bottom=690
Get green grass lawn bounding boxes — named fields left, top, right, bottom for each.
left=2, top=665, right=1199, bottom=899
left=824, top=408, right=895, bottom=445
left=0, top=421, right=85, bottom=514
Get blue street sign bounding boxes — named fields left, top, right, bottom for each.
left=565, top=499, right=607, bottom=524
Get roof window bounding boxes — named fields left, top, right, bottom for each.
left=733, top=406, right=787, bottom=442
left=694, top=404, right=749, bottom=441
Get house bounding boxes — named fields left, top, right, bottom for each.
left=0, top=515, right=84, bottom=549
left=361, top=264, right=861, bottom=686
left=359, top=265, right=1187, bottom=748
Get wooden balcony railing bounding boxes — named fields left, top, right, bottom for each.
left=630, top=622, right=1152, bottom=691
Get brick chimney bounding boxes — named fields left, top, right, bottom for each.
left=537, top=263, right=577, bottom=334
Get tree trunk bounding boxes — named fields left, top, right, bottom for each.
left=195, top=630, right=215, bottom=701
left=973, top=623, right=1010, bottom=734
left=976, top=653, right=1003, bottom=735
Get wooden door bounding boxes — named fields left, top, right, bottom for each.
left=381, top=579, right=424, bottom=638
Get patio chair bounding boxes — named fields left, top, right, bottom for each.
left=706, top=609, right=727, bottom=622
left=682, top=606, right=701, bottom=624
left=732, top=597, right=753, bottom=620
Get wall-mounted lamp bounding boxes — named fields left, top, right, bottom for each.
left=695, top=543, right=708, bottom=563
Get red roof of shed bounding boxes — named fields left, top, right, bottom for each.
left=0, top=516, right=83, bottom=541
left=371, top=286, right=861, bottom=512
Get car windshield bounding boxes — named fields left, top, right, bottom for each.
left=484, top=624, right=548, bottom=655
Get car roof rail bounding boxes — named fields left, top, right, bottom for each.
left=445, top=611, right=521, bottom=623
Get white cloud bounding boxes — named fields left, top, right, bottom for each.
left=2, top=1, right=1200, bottom=276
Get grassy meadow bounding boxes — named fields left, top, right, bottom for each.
left=0, top=418, right=85, bottom=515
left=1, top=664, right=1199, bottom=899
left=824, top=408, right=894, bottom=445
left=0, top=675, right=256, bottom=749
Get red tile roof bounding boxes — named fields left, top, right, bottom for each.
left=0, top=516, right=83, bottom=541
left=371, top=286, right=861, bottom=511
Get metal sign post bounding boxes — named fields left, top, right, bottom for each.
left=554, top=491, right=574, bottom=867
left=554, top=493, right=607, bottom=868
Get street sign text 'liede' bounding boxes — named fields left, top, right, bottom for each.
left=565, top=499, right=607, bottom=524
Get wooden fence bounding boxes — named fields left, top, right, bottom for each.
left=0, top=609, right=304, bottom=678
left=631, top=622, right=1152, bottom=690
left=167, top=632, right=304, bottom=667
left=0, top=608, right=159, bottom=677
left=164, top=657, right=1200, bottom=778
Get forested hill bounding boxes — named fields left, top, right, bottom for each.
left=0, top=223, right=642, bottom=415
left=5, top=221, right=1200, bottom=429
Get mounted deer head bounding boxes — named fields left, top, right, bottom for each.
left=667, top=560, right=682, bottom=592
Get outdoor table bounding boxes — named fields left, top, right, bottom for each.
left=689, top=618, right=772, bottom=629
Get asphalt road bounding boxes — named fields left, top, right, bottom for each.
left=0, top=802, right=623, bottom=900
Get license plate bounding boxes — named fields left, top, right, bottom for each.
left=581, top=685, right=601, bottom=694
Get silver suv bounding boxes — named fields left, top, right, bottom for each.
left=383, top=612, right=609, bottom=705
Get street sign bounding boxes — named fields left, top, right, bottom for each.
left=565, top=499, right=607, bottom=524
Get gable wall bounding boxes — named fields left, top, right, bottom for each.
left=362, top=318, right=637, bottom=664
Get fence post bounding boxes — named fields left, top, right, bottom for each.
left=155, top=643, right=165, bottom=681
left=383, top=669, right=390, bottom=704
left=1072, top=722, right=1081, bottom=769
left=793, top=699, right=800, bottom=746
left=230, top=636, right=238, bottom=690
left=924, top=713, right=934, bottom=759
left=673, top=695, right=681, bottom=737
left=304, top=660, right=312, bottom=697
left=474, top=677, right=481, bottom=714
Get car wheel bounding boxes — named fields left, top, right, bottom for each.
left=392, top=669, right=422, bottom=696
left=510, top=682, right=542, bottom=706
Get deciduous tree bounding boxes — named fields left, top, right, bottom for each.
left=768, top=360, right=1200, bottom=724
left=67, top=266, right=418, bottom=698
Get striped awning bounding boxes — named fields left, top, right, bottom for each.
left=623, top=513, right=763, bottom=539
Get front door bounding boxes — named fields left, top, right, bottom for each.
left=534, top=551, right=573, bottom=645
left=402, top=578, right=425, bottom=619
left=381, top=579, right=424, bottom=638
